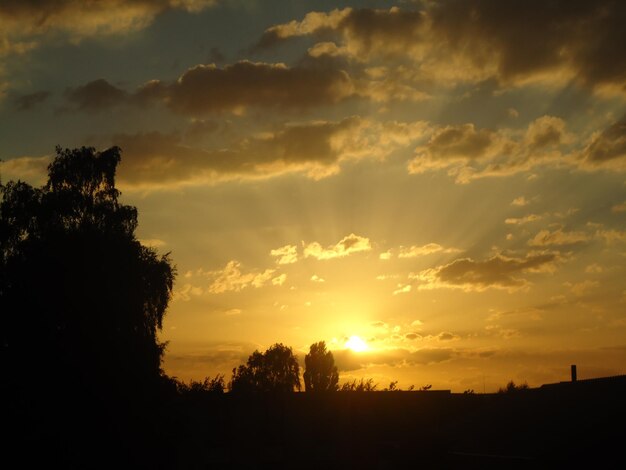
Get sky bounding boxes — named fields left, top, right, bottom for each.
left=2, top=0, right=626, bottom=392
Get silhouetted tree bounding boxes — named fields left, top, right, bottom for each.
left=230, top=343, right=300, bottom=393
left=1, top=146, right=176, bottom=464
left=303, top=341, right=339, bottom=392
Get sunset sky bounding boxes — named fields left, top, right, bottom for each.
left=2, top=0, right=626, bottom=392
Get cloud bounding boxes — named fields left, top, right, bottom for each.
left=0, top=155, right=51, bottom=185
left=505, top=214, right=542, bottom=225
left=528, top=229, right=590, bottom=246
left=65, top=79, right=128, bottom=112
left=303, top=233, right=371, bottom=260
left=271, top=273, right=287, bottom=286
left=412, top=252, right=561, bottom=292
left=612, top=201, right=626, bottom=213
left=206, top=261, right=276, bottom=294
left=310, top=275, right=325, bottom=283
left=0, top=0, right=218, bottom=54
left=436, top=332, right=459, bottom=342
left=566, top=280, right=600, bottom=296
left=256, top=8, right=353, bottom=49
left=111, top=117, right=425, bottom=188
left=3, top=117, right=426, bottom=189
left=14, top=91, right=50, bottom=110
left=595, top=229, right=626, bottom=245
left=393, top=284, right=411, bottom=295
left=136, top=61, right=355, bottom=115
left=258, top=7, right=428, bottom=62
left=258, top=2, right=626, bottom=91
left=270, top=244, right=298, bottom=265
left=408, top=116, right=570, bottom=183
left=173, top=283, right=204, bottom=302
left=585, top=263, right=603, bottom=274
left=164, top=341, right=257, bottom=378
left=511, top=196, right=529, bottom=207
left=580, top=117, right=626, bottom=170
left=397, top=243, right=460, bottom=258
left=332, top=347, right=455, bottom=371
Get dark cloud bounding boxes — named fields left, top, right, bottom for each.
left=257, top=7, right=425, bottom=56
left=140, top=61, right=354, bottom=115
left=424, top=124, right=495, bottom=160
left=528, top=229, right=590, bottom=247
left=65, top=79, right=128, bottom=112
left=113, top=117, right=367, bottom=187
left=260, top=2, right=626, bottom=90
left=65, top=61, right=354, bottom=115
left=415, top=252, right=560, bottom=291
left=0, top=1, right=218, bottom=41
left=426, top=0, right=626, bottom=88
left=581, top=117, right=626, bottom=165
left=14, top=90, right=50, bottom=110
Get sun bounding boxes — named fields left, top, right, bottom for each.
left=345, top=335, right=368, bottom=352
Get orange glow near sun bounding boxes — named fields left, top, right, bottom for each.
left=345, top=335, right=368, bottom=352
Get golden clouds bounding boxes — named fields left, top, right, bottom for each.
left=173, top=260, right=292, bottom=300
left=303, top=233, right=371, bottom=261
left=208, top=260, right=273, bottom=293
left=408, top=116, right=570, bottom=183
left=505, top=214, right=542, bottom=225
left=396, top=243, right=460, bottom=259
left=0, top=155, right=50, bottom=185
left=270, top=245, right=298, bottom=265
left=258, top=8, right=352, bottom=47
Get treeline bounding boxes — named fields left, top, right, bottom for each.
left=173, top=341, right=430, bottom=395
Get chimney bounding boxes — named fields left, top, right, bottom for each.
left=571, top=364, right=577, bottom=382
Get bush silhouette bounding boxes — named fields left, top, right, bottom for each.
left=304, top=341, right=339, bottom=392
left=339, top=378, right=378, bottom=391
left=177, top=374, right=226, bottom=396
left=498, top=380, right=529, bottom=393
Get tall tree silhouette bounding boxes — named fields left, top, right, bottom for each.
left=304, top=341, right=339, bottom=392
left=1, top=146, right=175, bottom=465
left=230, top=343, right=301, bottom=392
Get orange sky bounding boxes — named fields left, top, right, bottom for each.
left=2, top=1, right=626, bottom=391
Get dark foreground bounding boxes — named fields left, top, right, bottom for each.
left=7, top=377, right=625, bottom=469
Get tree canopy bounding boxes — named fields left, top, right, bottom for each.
left=303, top=341, right=339, bottom=392
left=1, top=146, right=175, bottom=398
left=230, top=343, right=301, bottom=393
